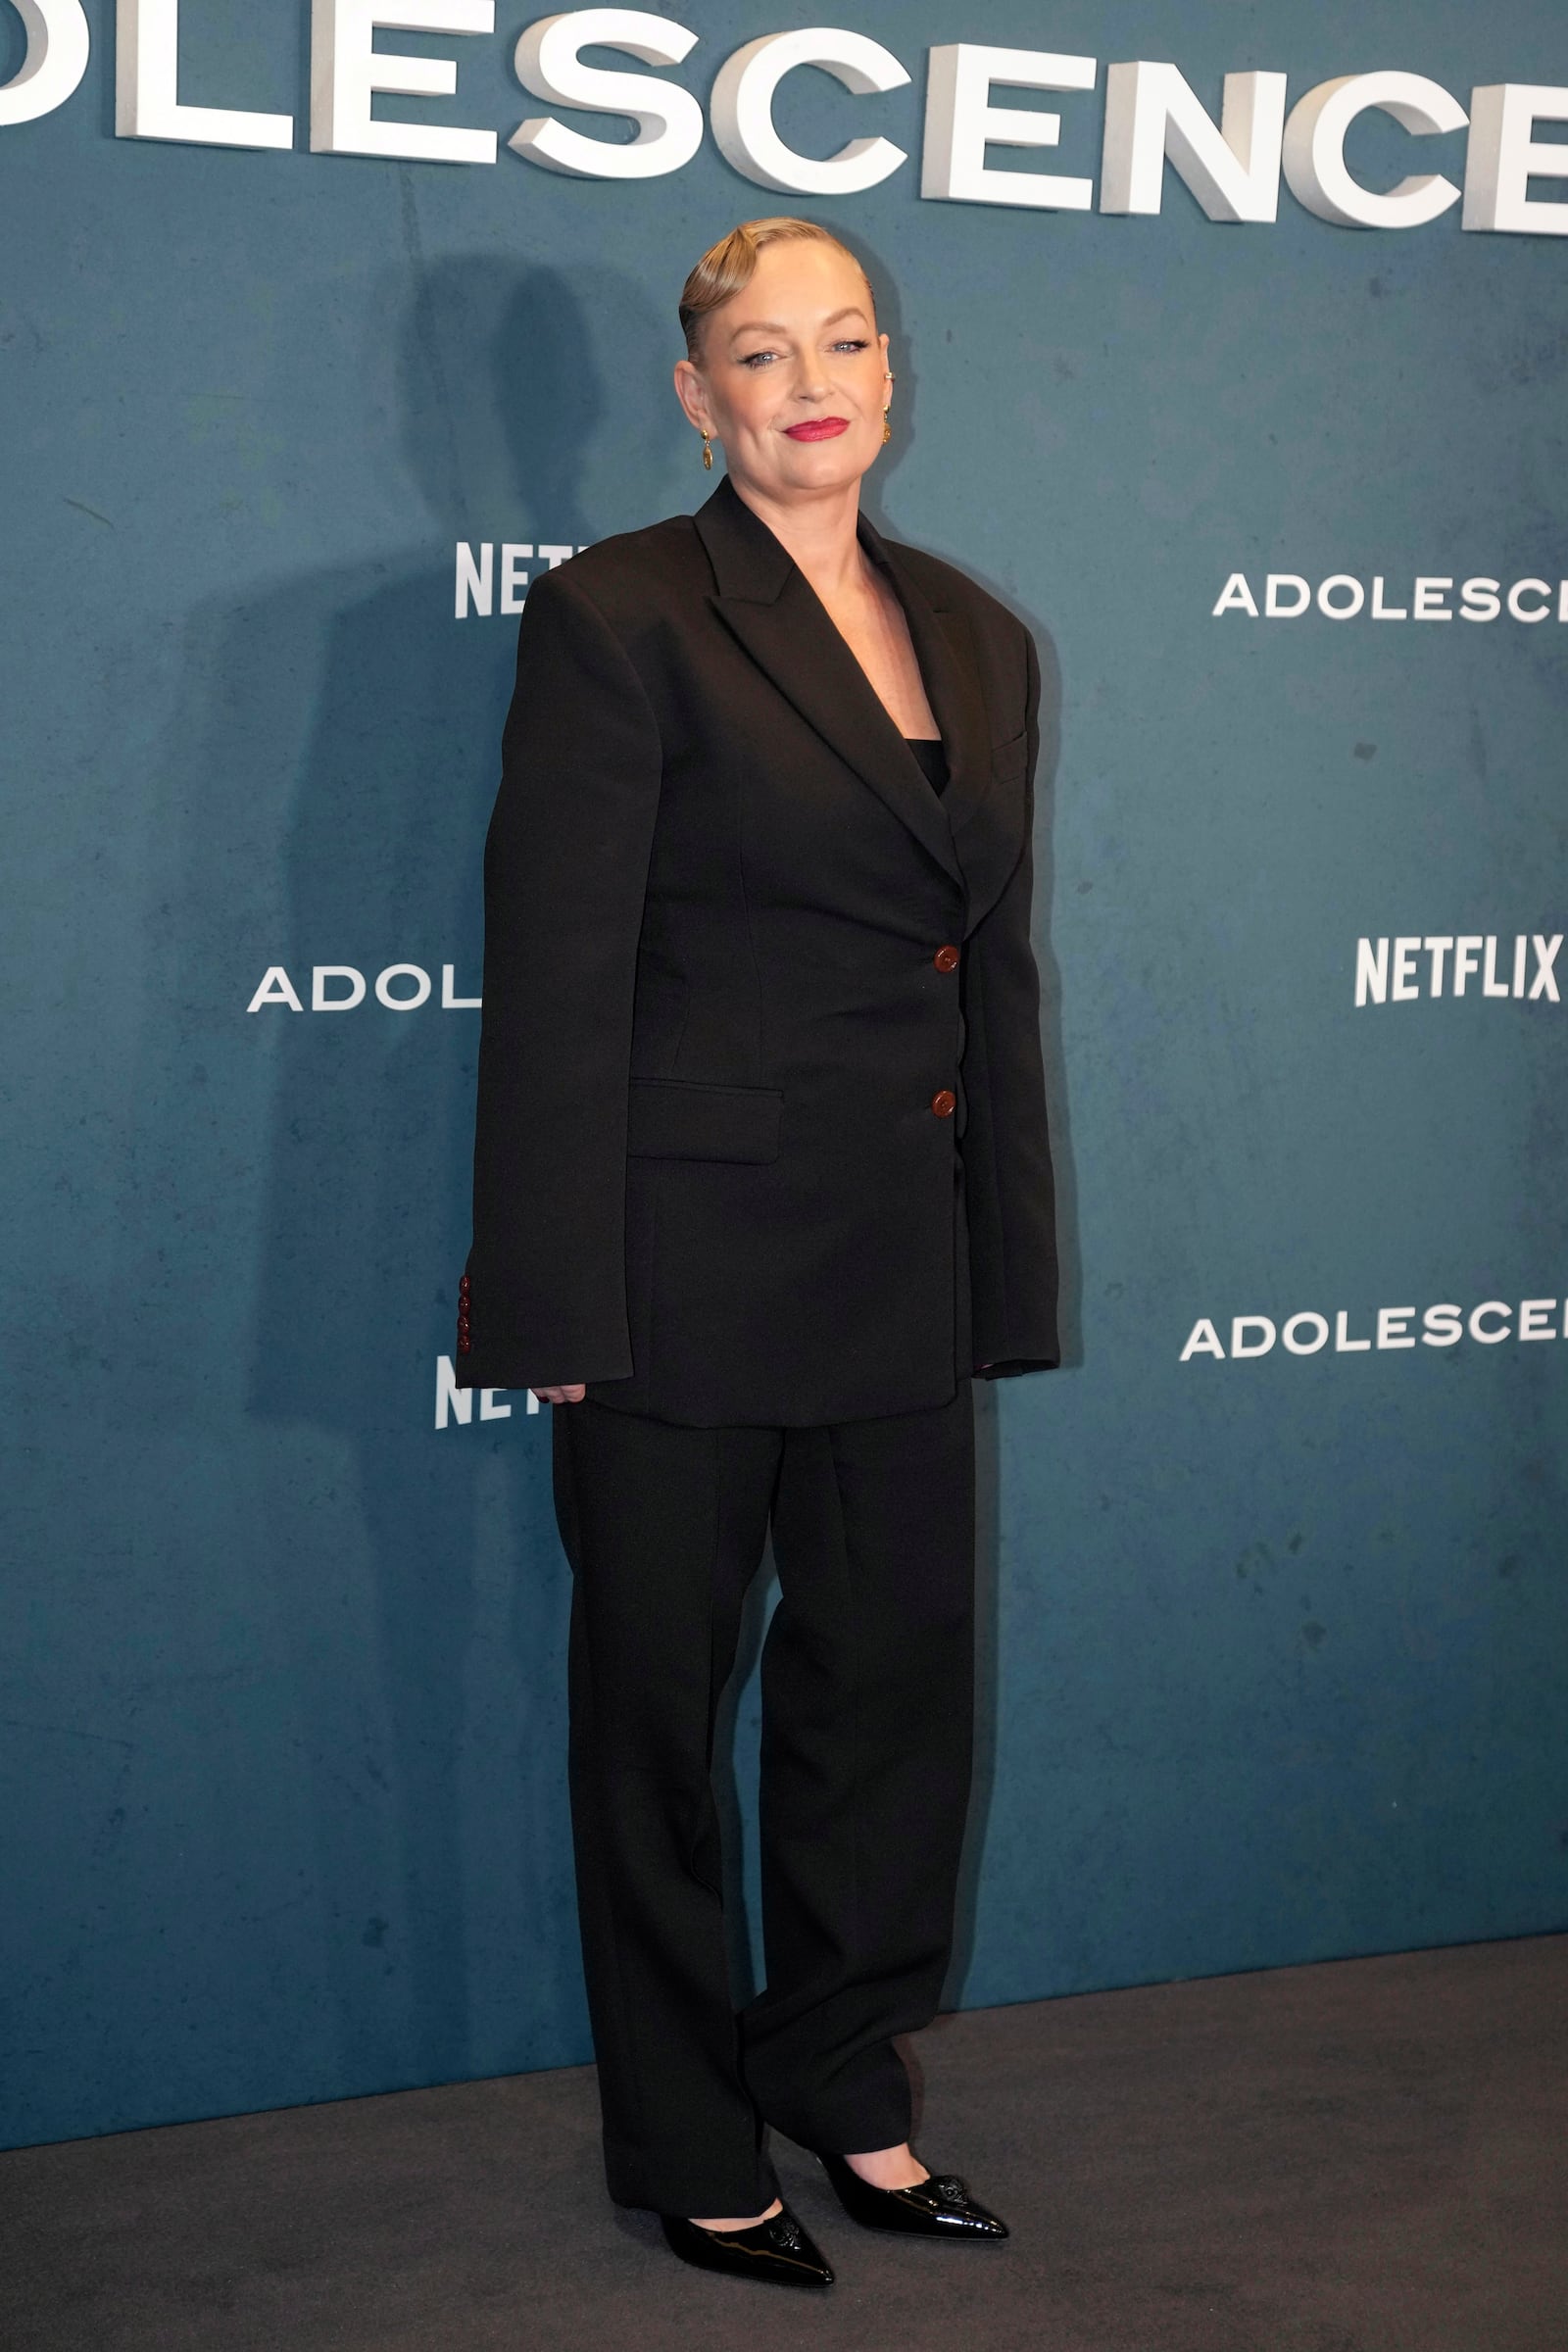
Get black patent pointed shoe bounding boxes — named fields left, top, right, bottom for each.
left=659, top=2203, right=835, bottom=2287
left=811, top=2149, right=1009, bottom=2239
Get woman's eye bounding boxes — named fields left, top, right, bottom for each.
left=739, top=339, right=868, bottom=368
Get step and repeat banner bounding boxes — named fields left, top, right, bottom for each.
left=3, top=0, right=1565, bottom=2148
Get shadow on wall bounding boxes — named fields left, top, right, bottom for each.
left=109, top=256, right=677, bottom=2111
left=237, top=259, right=593, bottom=2091
left=107, top=239, right=1077, bottom=2115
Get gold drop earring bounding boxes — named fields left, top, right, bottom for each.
left=701, top=431, right=713, bottom=469
left=882, top=368, right=895, bottom=444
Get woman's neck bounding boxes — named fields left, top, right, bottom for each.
left=726, top=475, right=870, bottom=605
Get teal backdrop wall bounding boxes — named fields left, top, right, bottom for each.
left=3, top=0, right=1565, bottom=2150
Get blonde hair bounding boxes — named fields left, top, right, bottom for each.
left=678, top=217, right=878, bottom=362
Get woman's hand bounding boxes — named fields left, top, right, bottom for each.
left=531, top=1384, right=587, bottom=1404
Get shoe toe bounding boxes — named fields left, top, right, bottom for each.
left=759, top=2209, right=834, bottom=2279
left=661, top=2206, right=834, bottom=2287
left=812, top=2149, right=1009, bottom=2239
left=923, top=2175, right=1008, bottom=2234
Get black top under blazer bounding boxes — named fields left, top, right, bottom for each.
left=455, top=469, right=1059, bottom=1427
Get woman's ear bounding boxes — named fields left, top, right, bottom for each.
left=672, top=358, right=710, bottom=436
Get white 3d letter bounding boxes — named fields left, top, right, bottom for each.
left=710, top=26, right=908, bottom=196
left=922, top=44, right=1098, bottom=210
left=312, top=0, right=497, bottom=165
left=1282, top=72, right=1467, bottom=229
left=118, top=0, right=292, bottom=146
left=1464, top=84, right=1568, bottom=236
left=512, top=10, right=701, bottom=179
left=1101, top=63, right=1287, bottom=221
left=0, top=0, right=89, bottom=125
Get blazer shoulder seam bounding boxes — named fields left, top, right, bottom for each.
left=542, top=520, right=700, bottom=653
left=528, top=558, right=664, bottom=744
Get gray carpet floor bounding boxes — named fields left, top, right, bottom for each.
left=3, top=1935, right=1564, bottom=2352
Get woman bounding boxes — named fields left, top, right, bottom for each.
left=455, top=218, right=1059, bottom=2289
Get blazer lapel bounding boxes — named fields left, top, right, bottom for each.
left=696, top=474, right=967, bottom=890
left=861, top=517, right=1005, bottom=882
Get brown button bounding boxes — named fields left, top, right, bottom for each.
left=933, top=944, right=959, bottom=972
left=459, top=1275, right=470, bottom=1294
left=931, top=1089, right=956, bottom=1118
left=457, top=1336, right=471, bottom=1354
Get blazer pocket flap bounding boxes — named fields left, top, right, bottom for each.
left=990, top=727, right=1030, bottom=777
left=627, top=1078, right=783, bottom=1163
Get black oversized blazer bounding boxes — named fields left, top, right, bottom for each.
left=455, top=470, right=1058, bottom=1427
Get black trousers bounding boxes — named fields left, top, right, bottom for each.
left=550, top=1380, right=977, bottom=2216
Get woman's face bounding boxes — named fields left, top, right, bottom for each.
left=673, top=239, right=891, bottom=505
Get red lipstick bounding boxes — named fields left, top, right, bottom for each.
left=783, top=417, right=851, bottom=441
